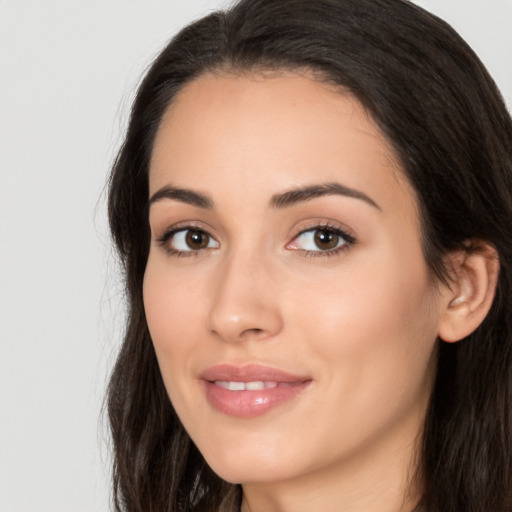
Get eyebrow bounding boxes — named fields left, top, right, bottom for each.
left=271, top=182, right=381, bottom=210
left=149, top=185, right=213, bottom=209
left=149, top=181, right=380, bottom=211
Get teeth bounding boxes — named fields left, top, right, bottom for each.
left=245, top=381, right=265, bottom=390
left=214, top=380, right=279, bottom=391
left=227, top=381, right=246, bottom=391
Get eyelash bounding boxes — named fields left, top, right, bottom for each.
left=290, top=223, right=356, bottom=258
left=156, top=223, right=214, bottom=258
left=155, top=222, right=356, bottom=258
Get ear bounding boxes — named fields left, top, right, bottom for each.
left=437, top=242, right=499, bottom=343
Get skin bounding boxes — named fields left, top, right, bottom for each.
left=144, top=72, right=453, bottom=512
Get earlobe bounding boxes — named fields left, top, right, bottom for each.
left=438, top=242, right=499, bottom=343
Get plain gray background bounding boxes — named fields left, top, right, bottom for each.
left=0, top=1, right=510, bottom=511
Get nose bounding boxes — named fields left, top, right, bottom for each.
left=206, top=249, right=284, bottom=343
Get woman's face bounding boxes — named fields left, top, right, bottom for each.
left=144, top=73, right=446, bottom=486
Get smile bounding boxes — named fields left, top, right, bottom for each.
left=201, top=364, right=311, bottom=418
left=214, top=380, right=283, bottom=390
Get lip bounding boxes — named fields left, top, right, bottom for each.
left=200, top=364, right=312, bottom=418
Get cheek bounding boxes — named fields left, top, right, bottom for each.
left=291, top=247, right=435, bottom=336
left=287, top=250, right=439, bottom=409
left=143, top=258, right=206, bottom=376
left=143, top=258, right=212, bottom=423
left=144, top=255, right=206, bottom=333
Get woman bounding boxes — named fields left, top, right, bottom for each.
left=107, top=0, right=512, bottom=511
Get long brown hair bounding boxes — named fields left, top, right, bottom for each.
left=107, top=1, right=512, bottom=510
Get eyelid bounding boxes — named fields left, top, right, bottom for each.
left=154, top=220, right=216, bottom=241
left=286, top=221, right=356, bottom=256
left=289, top=219, right=356, bottom=241
left=155, top=221, right=220, bottom=256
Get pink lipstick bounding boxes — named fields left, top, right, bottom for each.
left=200, top=364, right=311, bottom=418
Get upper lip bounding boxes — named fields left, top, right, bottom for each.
left=200, top=363, right=310, bottom=383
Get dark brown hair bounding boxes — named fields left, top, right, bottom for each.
left=107, top=1, right=512, bottom=510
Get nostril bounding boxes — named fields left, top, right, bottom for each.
left=240, top=327, right=267, bottom=340
left=246, top=328, right=263, bottom=334
left=209, top=327, right=266, bottom=342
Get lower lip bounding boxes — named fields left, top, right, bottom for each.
left=203, top=380, right=310, bottom=418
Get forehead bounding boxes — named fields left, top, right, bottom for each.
left=149, top=72, right=416, bottom=218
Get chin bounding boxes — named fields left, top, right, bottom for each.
left=207, top=459, right=292, bottom=485
left=197, top=440, right=299, bottom=485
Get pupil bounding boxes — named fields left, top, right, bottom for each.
left=186, top=230, right=208, bottom=249
left=314, top=230, right=338, bottom=250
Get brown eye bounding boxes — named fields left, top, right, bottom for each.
left=287, top=226, right=352, bottom=254
left=313, top=230, right=340, bottom=250
left=166, top=228, right=220, bottom=253
left=185, top=230, right=210, bottom=249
